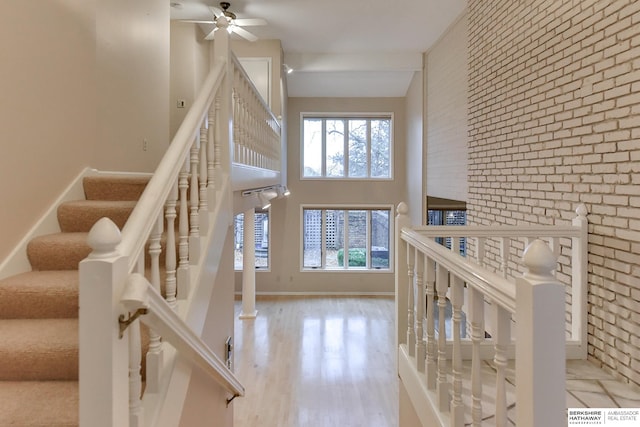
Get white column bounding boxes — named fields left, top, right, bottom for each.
left=240, top=207, right=257, bottom=319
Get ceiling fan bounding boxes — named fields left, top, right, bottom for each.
left=183, top=2, right=267, bottom=42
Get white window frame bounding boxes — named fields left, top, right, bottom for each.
left=300, top=113, right=394, bottom=180
left=299, top=204, right=395, bottom=273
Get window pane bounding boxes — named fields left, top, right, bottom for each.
left=325, top=120, right=344, bottom=177
left=303, top=209, right=322, bottom=268
left=371, top=210, right=390, bottom=268
left=234, top=213, right=244, bottom=270
left=326, top=210, right=344, bottom=267
left=347, top=210, right=367, bottom=267
left=255, top=212, right=269, bottom=268
left=303, top=119, right=322, bottom=177
left=371, top=119, right=391, bottom=178
left=234, top=211, right=270, bottom=270
left=348, top=120, right=367, bottom=177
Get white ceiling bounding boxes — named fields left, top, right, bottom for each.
left=170, top=0, right=466, bottom=97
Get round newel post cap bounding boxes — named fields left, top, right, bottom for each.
left=522, top=239, right=557, bottom=280
left=87, top=217, right=122, bottom=259
left=396, top=202, right=409, bottom=216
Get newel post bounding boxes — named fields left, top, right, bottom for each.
left=79, top=218, right=130, bottom=427
left=395, top=202, right=410, bottom=358
left=572, top=203, right=588, bottom=356
left=515, top=239, right=565, bottom=427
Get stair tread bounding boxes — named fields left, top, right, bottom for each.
left=27, top=232, right=90, bottom=271
left=58, top=200, right=137, bottom=232
left=0, top=270, right=78, bottom=319
left=0, top=319, right=78, bottom=381
left=0, top=380, right=78, bottom=427
left=83, top=175, right=150, bottom=201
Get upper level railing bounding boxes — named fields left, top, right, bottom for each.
left=78, top=15, right=281, bottom=427
left=395, top=202, right=588, bottom=427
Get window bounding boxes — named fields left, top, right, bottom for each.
left=302, top=206, right=392, bottom=270
left=427, top=207, right=466, bottom=256
left=234, top=209, right=269, bottom=270
left=302, top=115, right=393, bottom=179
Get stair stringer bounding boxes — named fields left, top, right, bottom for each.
left=141, top=176, right=236, bottom=427
left=0, top=168, right=154, bottom=280
left=0, top=167, right=92, bottom=280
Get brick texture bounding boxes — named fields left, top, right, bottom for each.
left=468, top=0, right=640, bottom=386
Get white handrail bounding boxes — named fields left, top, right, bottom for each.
left=118, top=60, right=226, bottom=271
left=401, top=227, right=516, bottom=313
left=395, top=201, right=586, bottom=427
left=122, top=274, right=244, bottom=398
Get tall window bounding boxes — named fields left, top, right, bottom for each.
left=234, top=209, right=269, bottom=270
left=302, top=206, right=392, bottom=270
left=302, top=115, right=393, bottom=179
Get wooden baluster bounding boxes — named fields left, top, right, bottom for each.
left=435, top=263, right=450, bottom=412
left=500, top=237, right=510, bottom=278
left=177, top=158, right=190, bottom=298
left=395, top=203, right=410, bottom=351
left=406, top=244, right=416, bottom=357
left=450, top=274, right=465, bottom=427
left=469, top=287, right=484, bottom=426
left=425, top=256, right=437, bottom=389
left=145, top=214, right=164, bottom=393
left=233, top=86, right=241, bottom=164
left=475, top=236, right=485, bottom=267
left=128, top=317, right=143, bottom=427
left=207, top=105, right=216, bottom=205
left=213, top=97, right=222, bottom=181
left=451, top=236, right=460, bottom=255
left=415, top=251, right=425, bottom=372
left=164, top=180, right=178, bottom=309
left=494, top=304, right=511, bottom=427
left=189, top=139, right=201, bottom=262
left=199, top=119, right=209, bottom=234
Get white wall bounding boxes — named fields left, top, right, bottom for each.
left=405, top=69, right=426, bottom=225
left=425, top=13, right=468, bottom=203
left=0, top=0, right=97, bottom=262
left=235, top=97, right=407, bottom=295
left=231, top=40, right=284, bottom=118
left=94, top=0, right=170, bottom=172
left=170, top=22, right=210, bottom=140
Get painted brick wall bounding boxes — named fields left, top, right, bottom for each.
left=426, top=13, right=469, bottom=202
left=468, top=0, right=640, bottom=386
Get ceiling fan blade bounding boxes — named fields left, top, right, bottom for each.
left=234, top=18, right=267, bottom=27
left=209, top=5, right=223, bottom=18
left=232, top=26, right=258, bottom=42
left=179, top=20, right=215, bottom=24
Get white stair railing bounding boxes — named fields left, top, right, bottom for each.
left=395, top=202, right=588, bottom=427
left=79, top=15, right=281, bottom=427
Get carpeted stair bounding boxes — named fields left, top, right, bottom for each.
left=0, top=175, right=149, bottom=427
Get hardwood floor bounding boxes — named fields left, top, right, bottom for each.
left=233, top=296, right=398, bottom=427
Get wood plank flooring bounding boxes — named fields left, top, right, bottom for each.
left=233, top=296, right=398, bottom=427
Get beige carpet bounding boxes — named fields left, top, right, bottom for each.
left=0, top=175, right=148, bottom=427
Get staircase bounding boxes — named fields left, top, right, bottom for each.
left=0, top=175, right=148, bottom=427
